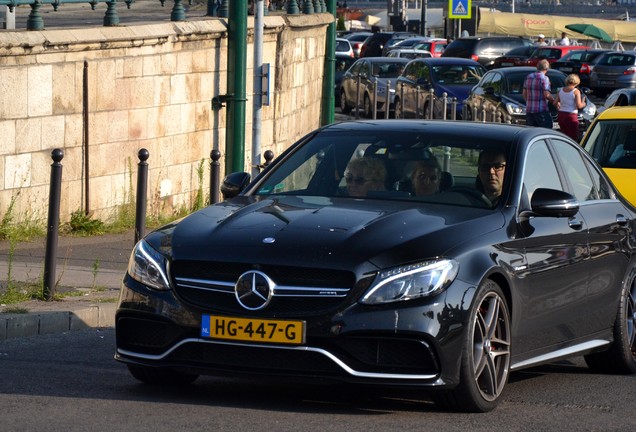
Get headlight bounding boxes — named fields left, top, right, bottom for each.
left=505, top=102, right=525, bottom=116
left=582, top=103, right=596, bottom=119
left=127, top=239, right=171, bottom=291
left=359, top=259, right=459, bottom=305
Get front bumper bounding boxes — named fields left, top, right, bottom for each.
left=115, top=275, right=473, bottom=388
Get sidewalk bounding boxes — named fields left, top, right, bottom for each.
left=0, top=230, right=135, bottom=340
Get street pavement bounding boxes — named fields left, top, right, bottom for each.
left=0, top=230, right=134, bottom=340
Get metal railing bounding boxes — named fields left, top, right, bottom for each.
left=346, top=79, right=513, bottom=124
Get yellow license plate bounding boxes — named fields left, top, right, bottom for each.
left=201, top=315, right=305, bottom=345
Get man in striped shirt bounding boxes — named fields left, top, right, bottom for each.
left=522, top=59, right=555, bottom=129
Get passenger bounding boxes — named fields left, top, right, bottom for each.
left=411, top=159, right=442, bottom=196
left=344, top=157, right=387, bottom=197
left=477, top=150, right=507, bottom=206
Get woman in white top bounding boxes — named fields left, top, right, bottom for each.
left=553, top=74, right=587, bottom=141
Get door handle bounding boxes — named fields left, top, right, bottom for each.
left=568, top=217, right=583, bottom=230
left=616, top=214, right=628, bottom=226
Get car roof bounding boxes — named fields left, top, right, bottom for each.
left=487, top=66, right=566, bottom=75
left=406, top=57, right=482, bottom=66
left=359, top=57, right=411, bottom=63
left=323, top=119, right=547, bottom=143
left=596, top=106, right=636, bottom=120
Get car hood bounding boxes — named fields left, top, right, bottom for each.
left=434, top=84, right=473, bottom=104
left=502, top=93, right=525, bottom=106
left=150, top=196, right=504, bottom=272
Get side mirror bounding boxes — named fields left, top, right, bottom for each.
left=484, top=86, right=496, bottom=96
left=221, top=172, right=251, bottom=200
left=530, top=188, right=579, bottom=218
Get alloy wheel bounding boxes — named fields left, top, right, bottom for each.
left=472, top=290, right=511, bottom=402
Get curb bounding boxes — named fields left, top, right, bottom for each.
left=0, top=303, right=116, bottom=341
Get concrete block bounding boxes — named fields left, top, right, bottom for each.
left=70, top=306, right=99, bottom=330
left=38, top=312, right=71, bottom=335
left=5, top=314, right=39, bottom=339
left=0, top=318, right=7, bottom=341
left=99, top=304, right=116, bottom=327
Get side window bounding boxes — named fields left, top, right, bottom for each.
left=551, top=139, right=597, bottom=201
left=489, top=73, right=504, bottom=95
left=523, top=140, right=562, bottom=203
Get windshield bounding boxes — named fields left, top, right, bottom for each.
left=431, top=65, right=483, bottom=84
left=252, top=128, right=510, bottom=209
left=371, top=61, right=405, bottom=78
left=506, top=71, right=566, bottom=94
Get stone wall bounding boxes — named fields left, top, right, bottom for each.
left=0, top=13, right=332, bottom=224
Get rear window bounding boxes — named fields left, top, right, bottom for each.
left=442, top=39, right=478, bottom=58
left=598, top=53, right=636, bottom=66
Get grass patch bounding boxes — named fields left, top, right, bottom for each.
left=0, top=281, right=46, bottom=304
left=1, top=306, right=29, bottom=314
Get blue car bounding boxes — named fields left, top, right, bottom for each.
left=394, top=58, right=486, bottom=120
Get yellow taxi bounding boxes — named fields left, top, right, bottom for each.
left=581, top=106, right=636, bottom=206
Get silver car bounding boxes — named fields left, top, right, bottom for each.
left=339, top=57, right=409, bottom=118
left=590, top=51, right=636, bottom=98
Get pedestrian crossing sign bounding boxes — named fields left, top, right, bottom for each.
left=449, top=0, right=471, bottom=19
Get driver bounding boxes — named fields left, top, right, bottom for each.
left=477, top=150, right=506, bottom=206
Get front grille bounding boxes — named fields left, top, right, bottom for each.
left=171, top=260, right=360, bottom=316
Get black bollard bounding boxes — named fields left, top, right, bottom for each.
left=210, top=149, right=221, bottom=204
left=263, top=150, right=274, bottom=167
left=134, top=149, right=149, bottom=245
left=43, top=149, right=64, bottom=301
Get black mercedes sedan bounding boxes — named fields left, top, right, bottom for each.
left=116, top=121, right=636, bottom=413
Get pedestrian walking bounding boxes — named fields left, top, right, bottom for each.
left=553, top=74, right=587, bottom=141
left=522, top=59, right=554, bottom=129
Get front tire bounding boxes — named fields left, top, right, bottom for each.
left=433, top=280, right=511, bottom=412
left=363, top=93, right=373, bottom=118
left=394, top=97, right=404, bottom=119
left=584, top=270, right=636, bottom=374
left=340, top=90, right=351, bottom=115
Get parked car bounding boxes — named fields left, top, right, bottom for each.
left=385, top=48, right=432, bottom=59
left=380, top=32, right=420, bottom=56
left=394, top=58, right=486, bottom=119
left=491, top=45, right=537, bottom=69
left=466, top=66, right=596, bottom=136
left=581, top=106, right=636, bottom=205
left=334, top=53, right=357, bottom=106
left=388, top=37, right=447, bottom=58
left=360, top=32, right=417, bottom=57
left=519, top=45, right=590, bottom=67
left=339, top=57, right=410, bottom=117
left=596, top=88, right=636, bottom=116
left=589, top=50, right=636, bottom=97
left=336, top=37, right=355, bottom=58
left=550, top=49, right=613, bottom=88
left=441, top=36, right=534, bottom=69
left=412, top=39, right=448, bottom=58
left=343, top=31, right=373, bottom=57
left=116, top=119, right=636, bottom=413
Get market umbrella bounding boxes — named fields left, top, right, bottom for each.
left=564, top=23, right=613, bottom=43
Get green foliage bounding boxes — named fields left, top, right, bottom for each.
left=337, top=16, right=346, bottom=31
left=65, top=209, right=105, bottom=236
left=193, top=159, right=207, bottom=212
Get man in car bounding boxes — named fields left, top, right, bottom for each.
left=477, top=150, right=506, bottom=206
left=522, top=59, right=555, bottom=129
